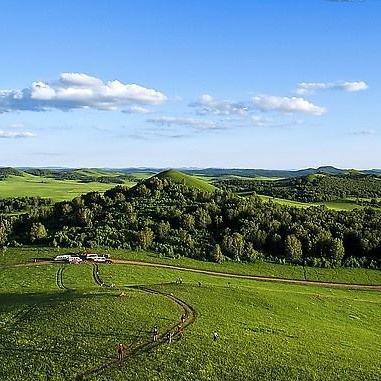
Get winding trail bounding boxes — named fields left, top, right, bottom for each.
left=112, top=259, right=381, bottom=291
left=74, top=264, right=196, bottom=380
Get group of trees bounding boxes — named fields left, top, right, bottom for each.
left=0, top=197, right=52, bottom=214
left=215, top=173, right=381, bottom=203
left=1, top=176, right=380, bottom=269
left=0, top=167, right=23, bottom=180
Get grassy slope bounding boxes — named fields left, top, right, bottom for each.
left=0, top=173, right=135, bottom=201
left=1, top=252, right=380, bottom=380
left=156, top=169, right=216, bottom=192
left=0, top=264, right=178, bottom=380
left=99, top=264, right=381, bottom=380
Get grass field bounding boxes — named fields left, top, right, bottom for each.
left=0, top=173, right=135, bottom=201
left=256, top=194, right=365, bottom=211
left=2, top=247, right=381, bottom=285
left=0, top=249, right=380, bottom=380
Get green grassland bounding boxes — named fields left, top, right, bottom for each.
left=256, top=194, right=364, bottom=211
left=101, top=264, right=381, bottom=381
left=0, top=173, right=135, bottom=201
left=2, top=247, right=381, bottom=285
left=0, top=250, right=379, bottom=380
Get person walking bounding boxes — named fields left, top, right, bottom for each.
left=177, top=323, right=184, bottom=338
left=152, top=326, right=159, bottom=342
left=213, top=331, right=219, bottom=341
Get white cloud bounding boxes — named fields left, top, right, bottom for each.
left=0, top=130, right=35, bottom=138
left=296, top=81, right=368, bottom=95
left=147, top=116, right=219, bottom=129
left=252, top=95, right=326, bottom=115
left=122, top=105, right=152, bottom=114
left=0, top=73, right=167, bottom=113
left=190, top=94, right=248, bottom=116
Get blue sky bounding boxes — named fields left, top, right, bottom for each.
left=0, top=0, right=380, bottom=169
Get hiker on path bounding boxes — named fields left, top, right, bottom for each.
left=152, top=326, right=159, bottom=342
left=167, top=331, right=173, bottom=344
left=177, top=323, right=184, bottom=338
left=180, top=313, right=187, bottom=324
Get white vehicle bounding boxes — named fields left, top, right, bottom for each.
left=54, top=255, right=71, bottom=262
left=68, top=256, right=82, bottom=264
left=85, top=253, right=99, bottom=261
left=93, top=256, right=111, bottom=263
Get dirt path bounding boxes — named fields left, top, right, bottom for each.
left=112, top=259, right=381, bottom=291
left=74, top=264, right=196, bottom=380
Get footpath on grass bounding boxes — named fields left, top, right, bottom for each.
left=111, top=259, right=381, bottom=291
left=74, top=264, right=197, bottom=380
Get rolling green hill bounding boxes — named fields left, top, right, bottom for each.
left=155, top=169, right=216, bottom=192
left=1, top=248, right=380, bottom=380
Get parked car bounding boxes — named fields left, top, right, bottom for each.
left=84, top=253, right=99, bottom=261
left=54, top=255, right=71, bottom=262
left=93, top=256, right=112, bottom=264
left=68, top=256, right=82, bottom=264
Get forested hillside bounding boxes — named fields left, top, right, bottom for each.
left=1, top=173, right=380, bottom=269
left=216, top=173, right=381, bottom=203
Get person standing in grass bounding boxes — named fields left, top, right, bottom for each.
left=117, top=343, right=127, bottom=362
left=152, top=326, right=159, bottom=342
left=213, top=331, right=219, bottom=341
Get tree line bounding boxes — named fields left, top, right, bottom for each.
left=0, top=176, right=380, bottom=269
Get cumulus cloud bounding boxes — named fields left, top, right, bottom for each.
left=252, top=95, right=326, bottom=116
left=0, top=130, right=35, bottom=138
left=189, top=94, right=248, bottom=116
left=0, top=73, right=167, bottom=113
left=146, top=116, right=219, bottom=130
left=296, top=81, right=368, bottom=95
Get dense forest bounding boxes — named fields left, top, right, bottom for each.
left=0, top=175, right=380, bottom=269
left=215, top=173, right=381, bottom=203
left=0, top=197, right=52, bottom=214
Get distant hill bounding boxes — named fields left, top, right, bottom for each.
left=185, top=166, right=347, bottom=178
left=154, top=169, right=216, bottom=192
left=1, top=165, right=379, bottom=181
left=0, top=167, right=23, bottom=179
left=215, top=172, right=381, bottom=203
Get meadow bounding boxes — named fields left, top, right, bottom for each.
left=0, top=173, right=137, bottom=201
left=0, top=248, right=380, bottom=380
left=256, top=195, right=364, bottom=211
